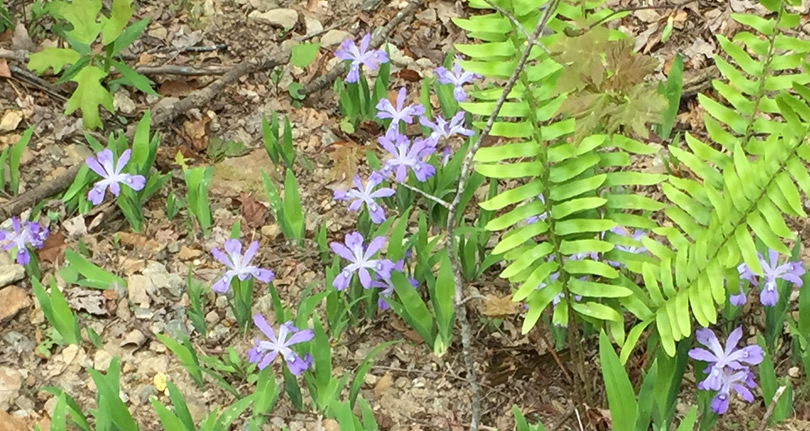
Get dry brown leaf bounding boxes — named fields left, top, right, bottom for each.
left=396, top=69, right=421, bottom=82
left=238, top=192, right=268, bottom=228
left=373, top=372, right=392, bottom=399
left=480, top=294, right=520, bottom=318
left=0, top=58, right=10, bottom=78
left=307, top=0, right=328, bottom=13
left=183, top=116, right=211, bottom=152
left=116, top=231, right=163, bottom=253
left=37, top=230, right=66, bottom=265
left=326, top=140, right=365, bottom=183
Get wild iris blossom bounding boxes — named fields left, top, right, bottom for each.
left=376, top=87, right=425, bottom=131
left=377, top=132, right=436, bottom=182
left=419, top=111, right=474, bottom=142
left=369, top=260, right=418, bottom=310
left=210, top=239, right=275, bottom=293
left=85, top=149, right=146, bottom=205
left=247, top=314, right=313, bottom=375
left=688, top=327, right=763, bottom=391
left=333, top=173, right=395, bottom=224
left=334, top=33, right=388, bottom=83
left=738, top=249, right=804, bottom=306
left=0, top=217, right=48, bottom=265
left=435, top=59, right=480, bottom=102
left=709, top=368, right=757, bottom=414
left=331, top=232, right=395, bottom=290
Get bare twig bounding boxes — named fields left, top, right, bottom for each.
left=444, top=3, right=559, bottom=430
left=134, top=64, right=231, bottom=76
left=8, top=65, right=67, bottom=101
left=398, top=183, right=451, bottom=208
left=757, top=386, right=787, bottom=431
left=301, top=0, right=424, bottom=97
left=548, top=407, right=575, bottom=431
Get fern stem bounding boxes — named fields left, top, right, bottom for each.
left=740, top=3, right=782, bottom=144
left=445, top=2, right=559, bottom=429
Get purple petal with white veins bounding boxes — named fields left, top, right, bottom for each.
left=88, top=185, right=106, bottom=205
left=365, top=236, right=387, bottom=258
left=108, top=181, right=121, bottom=197
left=346, top=65, right=360, bottom=83
left=86, top=156, right=107, bottom=177
left=258, top=351, right=277, bottom=370
left=224, top=239, right=242, bottom=261
left=395, top=165, right=407, bottom=183
left=16, top=248, right=29, bottom=265
left=359, top=33, right=371, bottom=54
left=116, top=149, right=132, bottom=173
left=760, top=287, right=778, bottom=306
left=330, top=242, right=356, bottom=262
left=212, top=276, right=232, bottom=293
left=453, top=86, right=467, bottom=102
left=286, top=353, right=309, bottom=375
left=242, top=241, right=260, bottom=266
left=688, top=347, right=719, bottom=363
left=348, top=199, right=363, bottom=212
left=369, top=205, right=386, bottom=224
left=345, top=231, right=364, bottom=250
left=247, top=346, right=262, bottom=363
left=734, top=384, right=754, bottom=402
left=724, top=327, right=743, bottom=355
left=211, top=248, right=231, bottom=266
left=253, top=314, right=277, bottom=341
left=333, top=270, right=352, bottom=290
left=97, top=149, right=115, bottom=172
left=286, top=329, right=314, bottom=345
left=358, top=267, right=372, bottom=288
left=334, top=189, right=348, bottom=200
left=695, top=328, right=722, bottom=354
left=710, top=392, right=729, bottom=415
left=126, top=175, right=146, bottom=191
left=253, top=268, right=275, bottom=283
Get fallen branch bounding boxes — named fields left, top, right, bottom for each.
left=398, top=183, right=451, bottom=209
left=0, top=164, right=82, bottom=220
left=443, top=3, right=559, bottom=430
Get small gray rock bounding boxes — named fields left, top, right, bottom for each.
left=248, top=8, right=298, bottom=30
left=137, top=385, right=157, bottom=404
left=321, top=29, right=352, bottom=48
left=126, top=274, right=152, bottom=306
left=0, top=265, right=25, bottom=289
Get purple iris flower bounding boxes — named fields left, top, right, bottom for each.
left=435, top=59, right=480, bottom=102
left=369, top=260, right=418, bottom=310
left=211, top=239, right=275, bottom=293
left=688, top=326, right=763, bottom=391
left=376, top=87, right=425, bottom=131
left=247, top=314, right=313, bottom=375
left=708, top=368, right=757, bottom=415
left=334, top=173, right=395, bottom=224
left=334, top=33, right=388, bottom=83
left=0, top=217, right=49, bottom=265
left=377, top=132, right=436, bottom=183
left=419, top=111, right=474, bottom=142
left=331, top=232, right=395, bottom=290
left=85, top=149, right=146, bottom=206
left=738, top=250, right=805, bottom=306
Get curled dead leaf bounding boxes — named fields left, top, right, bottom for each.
left=238, top=192, right=268, bottom=228
left=480, top=294, right=520, bottom=318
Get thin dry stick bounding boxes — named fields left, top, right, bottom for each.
left=398, top=183, right=451, bottom=208
left=757, top=386, right=787, bottom=431
left=444, top=4, right=559, bottom=430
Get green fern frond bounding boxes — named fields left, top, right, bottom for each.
left=635, top=0, right=810, bottom=356
left=457, top=0, right=667, bottom=334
